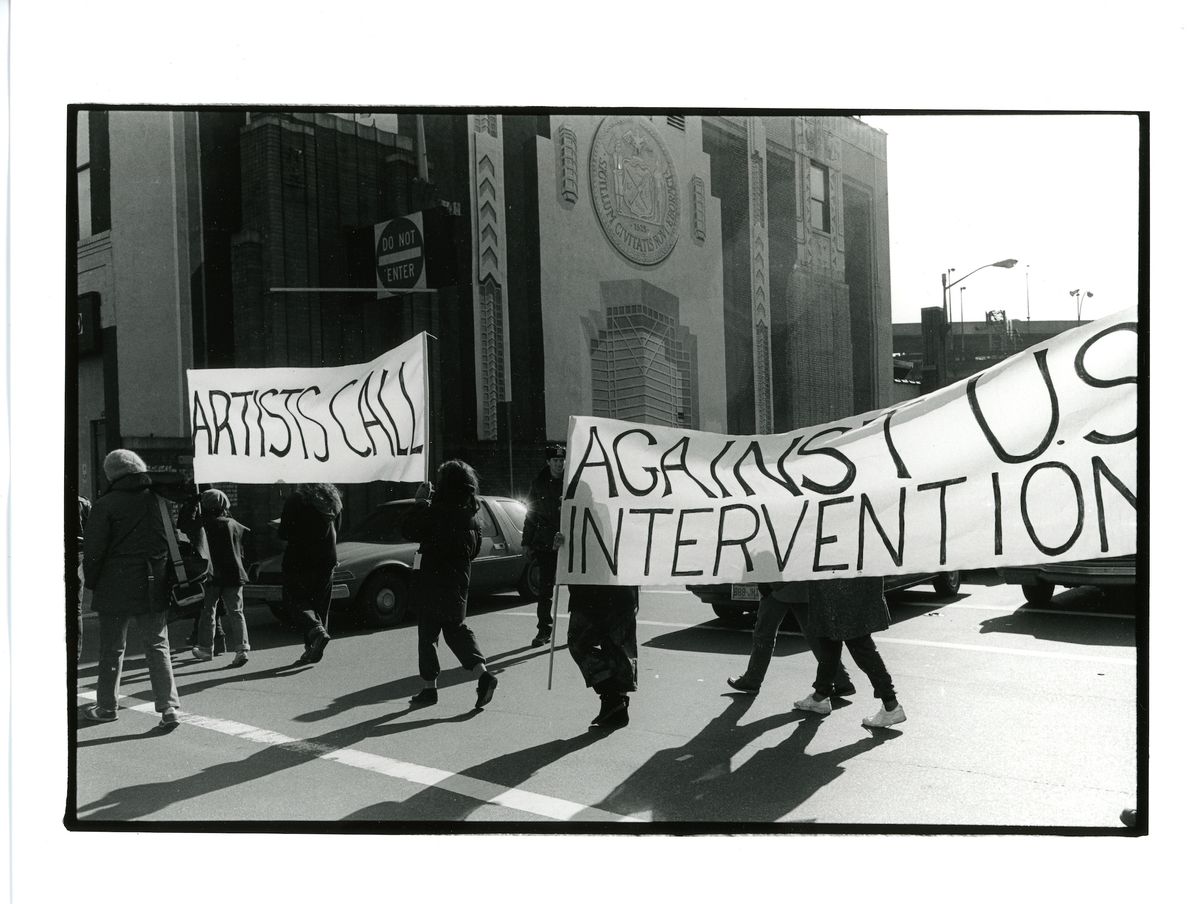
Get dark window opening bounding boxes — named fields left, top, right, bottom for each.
left=809, top=160, right=829, bottom=233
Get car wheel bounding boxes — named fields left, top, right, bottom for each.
left=358, top=571, right=408, bottom=627
left=1022, top=583, right=1055, bottom=605
left=712, top=603, right=747, bottom=624
left=931, top=571, right=961, bottom=597
left=517, top=559, right=539, bottom=601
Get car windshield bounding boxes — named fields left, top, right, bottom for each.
left=341, top=503, right=415, bottom=544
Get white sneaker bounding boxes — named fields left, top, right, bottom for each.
left=191, top=647, right=213, bottom=661
left=863, top=703, right=907, bottom=728
left=793, top=694, right=832, bottom=715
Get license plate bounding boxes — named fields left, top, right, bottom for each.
left=731, top=584, right=762, bottom=602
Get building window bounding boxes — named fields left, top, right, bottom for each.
left=76, top=112, right=93, bottom=240
left=75, top=110, right=111, bottom=241
left=809, top=160, right=830, bottom=233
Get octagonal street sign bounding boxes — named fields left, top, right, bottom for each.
left=374, top=214, right=426, bottom=293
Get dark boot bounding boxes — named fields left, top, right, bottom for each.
left=728, top=643, right=772, bottom=693
left=591, top=694, right=630, bottom=729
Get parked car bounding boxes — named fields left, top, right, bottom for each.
left=245, top=495, right=538, bottom=627
left=997, top=555, right=1136, bottom=605
left=689, top=571, right=962, bottom=623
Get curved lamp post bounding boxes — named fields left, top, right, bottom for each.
left=938, top=258, right=1017, bottom=381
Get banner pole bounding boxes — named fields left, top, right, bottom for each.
left=547, top=584, right=562, bottom=690
left=422, top=331, right=432, bottom=485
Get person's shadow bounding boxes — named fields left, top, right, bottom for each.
left=578, top=695, right=887, bottom=822
left=340, top=730, right=607, bottom=822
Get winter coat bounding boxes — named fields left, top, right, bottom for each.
left=804, top=577, right=890, bottom=641
left=279, top=492, right=342, bottom=578
left=401, top=497, right=482, bottom=619
left=82, top=472, right=171, bottom=616
left=202, top=514, right=249, bottom=586
left=521, top=465, right=563, bottom=550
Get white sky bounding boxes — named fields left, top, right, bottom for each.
left=863, top=114, right=1140, bottom=325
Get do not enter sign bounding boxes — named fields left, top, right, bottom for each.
left=374, top=214, right=426, bottom=292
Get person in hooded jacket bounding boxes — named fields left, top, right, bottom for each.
left=278, top=483, right=343, bottom=665
left=80, top=449, right=180, bottom=729
left=401, top=459, right=499, bottom=709
left=190, top=489, right=251, bottom=666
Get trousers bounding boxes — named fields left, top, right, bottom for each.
left=95, top=610, right=180, bottom=713
left=810, top=634, right=896, bottom=702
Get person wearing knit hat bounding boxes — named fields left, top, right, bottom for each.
left=190, top=488, right=252, bottom=666
left=81, top=448, right=181, bottom=729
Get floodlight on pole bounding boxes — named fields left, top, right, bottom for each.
left=941, top=257, right=1018, bottom=327
left=1069, top=288, right=1093, bottom=322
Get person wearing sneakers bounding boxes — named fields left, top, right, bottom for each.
left=400, top=460, right=499, bottom=709
left=793, top=577, right=907, bottom=729
left=521, top=442, right=566, bottom=647
left=727, top=580, right=855, bottom=697
left=278, top=483, right=343, bottom=665
left=80, top=449, right=181, bottom=730
left=191, top=489, right=251, bottom=667
left=567, top=583, right=640, bottom=731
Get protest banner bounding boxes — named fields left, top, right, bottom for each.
left=556, top=308, right=1138, bottom=586
left=188, top=334, right=428, bottom=484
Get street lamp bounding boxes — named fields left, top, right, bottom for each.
left=1069, top=288, right=1093, bottom=322
left=940, top=258, right=1018, bottom=368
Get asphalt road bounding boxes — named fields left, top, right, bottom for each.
left=72, top=572, right=1138, bottom=828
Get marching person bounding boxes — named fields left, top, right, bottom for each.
left=567, top=569, right=640, bottom=731
left=793, top=577, right=907, bottom=728
left=191, top=489, right=251, bottom=666
left=278, top=483, right=343, bottom=665
left=401, top=460, right=499, bottom=709
left=727, top=581, right=854, bottom=696
left=521, top=442, right=566, bottom=647
left=80, top=449, right=181, bottom=730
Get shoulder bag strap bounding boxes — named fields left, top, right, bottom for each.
left=157, top=495, right=189, bottom=583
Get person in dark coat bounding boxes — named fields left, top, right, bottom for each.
left=278, top=483, right=343, bottom=665
left=726, top=581, right=854, bottom=696
left=401, top=459, right=499, bottom=709
left=567, top=581, right=639, bottom=730
left=793, top=577, right=907, bottom=728
left=80, top=449, right=180, bottom=729
left=521, top=442, right=565, bottom=647
left=190, top=489, right=251, bottom=666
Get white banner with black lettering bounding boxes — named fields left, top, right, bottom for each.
left=556, top=309, right=1137, bottom=586
left=189, top=334, right=428, bottom=484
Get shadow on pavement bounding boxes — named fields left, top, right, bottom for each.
left=340, top=730, right=607, bottom=822
left=578, top=695, right=889, bottom=822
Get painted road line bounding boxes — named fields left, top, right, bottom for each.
left=494, top=612, right=1135, bottom=666
left=75, top=691, right=642, bottom=823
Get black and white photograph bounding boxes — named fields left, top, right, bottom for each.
left=7, top=2, right=1192, bottom=902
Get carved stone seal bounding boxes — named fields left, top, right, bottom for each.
left=589, top=116, right=680, bottom=266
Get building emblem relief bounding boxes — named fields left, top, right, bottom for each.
left=589, top=116, right=680, bottom=266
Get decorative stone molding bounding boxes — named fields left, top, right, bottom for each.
left=588, top=115, right=680, bottom=266
left=691, top=175, right=706, bottom=243
left=557, top=125, right=578, bottom=205
left=746, top=117, right=773, bottom=432
left=474, top=114, right=498, bottom=138
left=470, top=115, right=510, bottom=440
